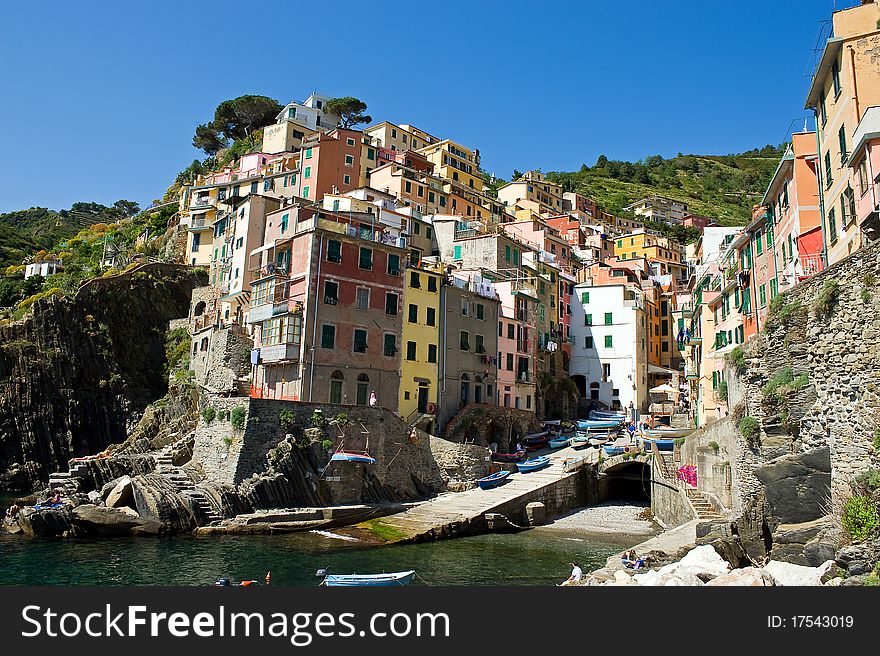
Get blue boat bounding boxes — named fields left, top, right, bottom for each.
left=589, top=410, right=628, bottom=421
left=517, top=455, right=551, bottom=473
left=548, top=437, right=570, bottom=449
left=320, top=570, right=416, bottom=587
left=642, top=437, right=675, bottom=451
left=330, top=451, right=377, bottom=464
left=576, top=419, right=623, bottom=430
left=570, top=432, right=591, bottom=447
left=602, top=445, right=629, bottom=456
left=476, top=470, right=511, bottom=489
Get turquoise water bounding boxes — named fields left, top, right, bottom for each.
left=0, top=528, right=626, bottom=587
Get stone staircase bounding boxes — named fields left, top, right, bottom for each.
left=685, top=487, right=722, bottom=520
left=154, top=444, right=222, bottom=525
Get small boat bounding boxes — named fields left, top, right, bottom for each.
left=571, top=432, right=591, bottom=446
left=602, top=445, right=629, bottom=457
left=645, top=427, right=695, bottom=438
left=523, top=431, right=550, bottom=451
left=476, top=470, right=511, bottom=490
left=576, top=419, right=623, bottom=430
left=517, top=455, right=551, bottom=473
left=330, top=451, right=377, bottom=465
left=642, top=437, right=675, bottom=451
left=548, top=437, right=570, bottom=449
left=588, top=433, right=614, bottom=446
left=541, top=420, right=562, bottom=427
left=320, top=570, right=416, bottom=587
left=491, top=450, right=526, bottom=463
left=589, top=410, right=627, bottom=421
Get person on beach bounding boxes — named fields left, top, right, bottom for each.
left=369, top=390, right=378, bottom=407
left=50, top=491, right=62, bottom=505
left=560, top=562, right=583, bottom=586
left=5, top=502, right=20, bottom=520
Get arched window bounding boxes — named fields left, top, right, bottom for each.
left=329, top=370, right=344, bottom=404
left=356, top=373, right=369, bottom=406
left=193, top=301, right=206, bottom=317
left=589, top=381, right=600, bottom=401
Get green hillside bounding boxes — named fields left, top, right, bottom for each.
left=543, top=145, right=785, bottom=226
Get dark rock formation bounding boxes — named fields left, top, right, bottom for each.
left=753, top=447, right=832, bottom=526
left=0, top=264, right=205, bottom=491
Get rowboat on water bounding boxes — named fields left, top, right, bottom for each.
left=476, top=470, right=511, bottom=490
left=319, top=570, right=416, bottom=587
left=517, top=455, right=551, bottom=473
left=491, top=450, right=526, bottom=463
left=330, top=451, right=377, bottom=464
left=548, top=437, right=571, bottom=449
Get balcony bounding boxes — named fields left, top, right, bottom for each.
left=799, top=254, right=825, bottom=279
left=190, top=196, right=215, bottom=209
left=188, top=216, right=212, bottom=231
left=516, top=339, right=531, bottom=353
left=250, top=262, right=289, bottom=282
left=259, top=342, right=300, bottom=363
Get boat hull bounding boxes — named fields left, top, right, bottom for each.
left=645, top=428, right=694, bottom=438
left=548, top=438, right=570, bottom=449
left=491, top=450, right=526, bottom=463
left=577, top=419, right=623, bottom=430
left=330, top=452, right=377, bottom=464
left=477, top=470, right=511, bottom=489
left=323, top=571, right=416, bottom=587
left=517, top=456, right=551, bottom=473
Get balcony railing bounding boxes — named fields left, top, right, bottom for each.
left=259, top=342, right=300, bottom=363
left=190, top=196, right=214, bottom=209
left=251, top=262, right=288, bottom=279
left=188, top=216, right=211, bottom=230
left=799, top=253, right=825, bottom=278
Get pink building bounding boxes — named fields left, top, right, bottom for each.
left=848, top=106, right=880, bottom=241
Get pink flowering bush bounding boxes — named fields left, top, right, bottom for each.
left=677, top=464, right=698, bottom=487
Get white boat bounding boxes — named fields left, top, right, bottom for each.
left=644, top=427, right=695, bottom=439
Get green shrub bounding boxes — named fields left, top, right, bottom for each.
left=765, top=293, right=803, bottom=330
left=853, top=469, right=880, bottom=493
left=230, top=406, right=246, bottom=429
left=709, top=441, right=720, bottom=452
left=202, top=407, right=216, bottom=423
left=873, top=429, right=880, bottom=453
left=762, top=367, right=809, bottom=401
left=309, top=410, right=327, bottom=428
left=862, top=288, right=872, bottom=304
left=725, top=346, right=746, bottom=374
left=813, top=279, right=840, bottom=318
left=717, top=380, right=728, bottom=402
left=279, top=409, right=295, bottom=427
left=674, top=437, right=686, bottom=446
left=321, top=439, right=333, bottom=451
left=841, top=495, right=879, bottom=543
left=333, top=411, right=350, bottom=426
left=739, top=416, right=760, bottom=445
left=223, top=436, right=233, bottom=446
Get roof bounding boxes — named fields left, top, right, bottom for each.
left=804, top=37, right=844, bottom=110
left=846, top=105, right=880, bottom=167
left=761, top=145, right=796, bottom=205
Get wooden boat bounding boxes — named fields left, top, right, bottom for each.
left=523, top=431, right=550, bottom=451
left=476, top=470, right=511, bottom=490
left=548, top=437, right=570, bottom=449
left=589, top=410, right=627, bottom=421
left=602, top=444, right=629, bottom=457
left=645, top=427, right=695, bottom=438
left=577, top=419, right=623, bottom=430
left=589, top=434, right=614, bottom=446
left=642, top=437, right=675, bottom=451
left=571, top=432, right=591, bottom=445
left=491, top=450, right=526, bottom=463
left=321, top=570, right=416, bottom=587
left=517, top=455, right=551, bottom=473
left=330, top=451, right=377, bottom=464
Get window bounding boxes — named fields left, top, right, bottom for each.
left=410, top=272, right=421, bottom=288
left=387, top=254, right=400, bottom=276
left=581, top=291, right=589, bottom=304
left=428, top=344, right=438, bottom=363
left=453, top=245, right=462, bottom=260
left=585, top=336, right=594, bottom=349
left=605, top=335, right=613, bottom=348
left=759, top=284, right=767, bottom=307
left=304, top=166, right=311, bottom=179
left=828, top=208, right=838, bottom=244
left=505, top=245, right=511, bottom=262
left=356, top=287, right=370, bottom=310
left=770, top=278, right=778, bottom=299
left=585, top=314, right=592, bottom=326
left=385, top=292, right=398, bottom=315
left=302, top=186, right=310, bottom=199
left=604, top=312, right=612, bottom=325
left=353, top=329, right=368, bottom=353
left=280, top=213, right=289, bottom=233
left=191, top=233, right=200, bottom=251
left=475, top=334, right=485, bottom=354
left=476, top=303, right=484, bottom=320
left=756, top=229, right=763, bottom=255
left=427, top=276, right=437, bottom=292
left=507, top=324, right=514, bottom=339
left=404, top=181, right=412, bottom=193
left=838, top=125, right=848, bottom=164
left=461, top=298, right=469, bottom=316
left=346, top=137, right=356, bottom=146
left=819, top=90, right=827, bottom=126
left=824, top=152, right=832, bottom=188
left=858, top=158, right=870, bottom=195
left=460, top=330, right=470, bottom=351
left=344, top=155, right=354, bottom=166
left=408, top=304, right=418, bottom=323
left=842, top=186, right=856, bottom=225
left=321, top=325, right=335, bottom=349
left=305, top=147, right=313, bottom=159
left=343, top=174, right=351, bottom=185
left=329, top=371, right=344, bottom=404
left=359, top=247, right=373, bottom=270
left=367, top=147, right=375, bottom=160
left=506, top=353, right=514, bottom=371
left=406, top=341, right=417, bottom=361
left=426, top=307, right=436, bottom=326
left=832, top=60, right=841, bottom=97
left=324, top=280, right=339, bottom=304
left=384, top=334, right=397, bottom=356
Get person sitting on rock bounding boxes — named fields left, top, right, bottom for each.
left=5, top=503, right=20, bottom=520
left=559, top=562, right=583, bottom=586
left=50, top=492, right=62, bottom=505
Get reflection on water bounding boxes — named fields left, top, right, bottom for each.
left=0, top=527, right=629, bottom=586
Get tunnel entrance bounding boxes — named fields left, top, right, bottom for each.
left=601, top=462, right=651, bottom=502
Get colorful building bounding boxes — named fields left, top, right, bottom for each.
left=847, top=105, right=880, bottom=241
left=497, top=171, right=564, bottom=214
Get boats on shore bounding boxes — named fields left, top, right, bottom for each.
left=548, top=436, right=571, bottom=449
left=602, top=444, right=636, bottom=457
left=642, top=437, right=675, bottom=451
left=644, top=427, right=695, bottom=438
left=517, top=455, right=551, bottom=473
left=319, top=570, right=416, bottom=587
left=522, top=431, right=550, bottom=450
left=491, top=450, right=526, bottom=463
left=476, top=470, right=511, bottom=490
left=577, top=419, right=623, bottom=430
left=588, top=410, right=628, bottom=421
left=330, top=451, right=377, bottom=465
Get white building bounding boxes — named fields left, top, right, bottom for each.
left=24, top=260, right=63, bottom=279
left=624, top=194, right=689, bottom=224
left=569, top=282, right=648, bottom=412
left=263, top=93, right=341, bottom=154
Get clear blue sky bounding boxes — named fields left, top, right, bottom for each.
left=0, top=0, right=853, bottom=213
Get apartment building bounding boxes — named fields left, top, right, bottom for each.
left=292, top=128, right=366, bottom=202
left=365, top=121, right=440, bottom=153
left=623, top=194, right=690, bottom=224
left=613, top=228, right=688, bottom=280
left=804, top=0, right=880, bottom=264
left=497, top=171, right=564, bottom=214
left=847, top=105, right=880, bottom=241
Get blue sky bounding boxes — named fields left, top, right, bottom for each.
left=0, top=0, right=853, bottom=213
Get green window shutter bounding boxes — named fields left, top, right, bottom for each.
left=585, top=314, right=592, bottom=326
left=604, top=312, right=612, bottom=325
left=454, top=245, right=462, bottom=260
left=604, top=335, right=613, bottom=348
left=581, top=292, right=589, bottom=304
left=505, top=245, right=511, bottom=262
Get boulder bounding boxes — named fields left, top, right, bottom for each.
left=761, top=560, right=834, bottom=586
left=105, top=476, right=134, bottom=509
left=525, top=502, right=546, bottom=526
left=705, top=537, right=752, bottom=569
left=16, top=506, right=72, bottom=537
left=675, top=545, right=731, bottom=579
left=835, top=539, right=880, bottom=576
left=706, top=567, right=776, bottom=586
left=753, top=447, right=831, bottom=525
left=658, top=570, right=705, bottom=586
left=71, top=504, right=162, bottom=537
left=613, top=569, right=636, bottom=586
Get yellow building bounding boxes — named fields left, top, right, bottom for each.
left=417, top=139, right=483, bottom=191
left=497, top=171, right=564, bottom=214
left=399, top=263, right=443, bottom=430
left=613, top=229, right=688, bottom=279
left=180, top=184, right=221, bottom=267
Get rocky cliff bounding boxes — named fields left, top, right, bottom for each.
left=0, top=263, right=206, bottom=491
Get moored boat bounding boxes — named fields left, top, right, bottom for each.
left=645, top=427, right=695, bottom=438
left=320, top=570, right=416, bottom=586
left=548, top=436, right=570, bottom=449
left=589, top=410, right=628, bottom=421
left=523, top=431, right=551, bottom=450
left=476, top=470, right=511, bottom=490
left=642, top=437, right=675, bottom=451
left=491, top=450, right=526, bottom=463
left=577, top=419, right=623, bottom=430
left=602, top=444, right=631, bottom=457
left=517, top=455, right=551, bottom=473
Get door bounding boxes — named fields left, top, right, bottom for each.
left=329, top=380, right=343, bottom=404
left=417, top=386, right=429, bottom=413
left=356, top=382, right=369, bottom=405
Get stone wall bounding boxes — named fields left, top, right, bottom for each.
left=443, top=403, right=542, bottom=452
